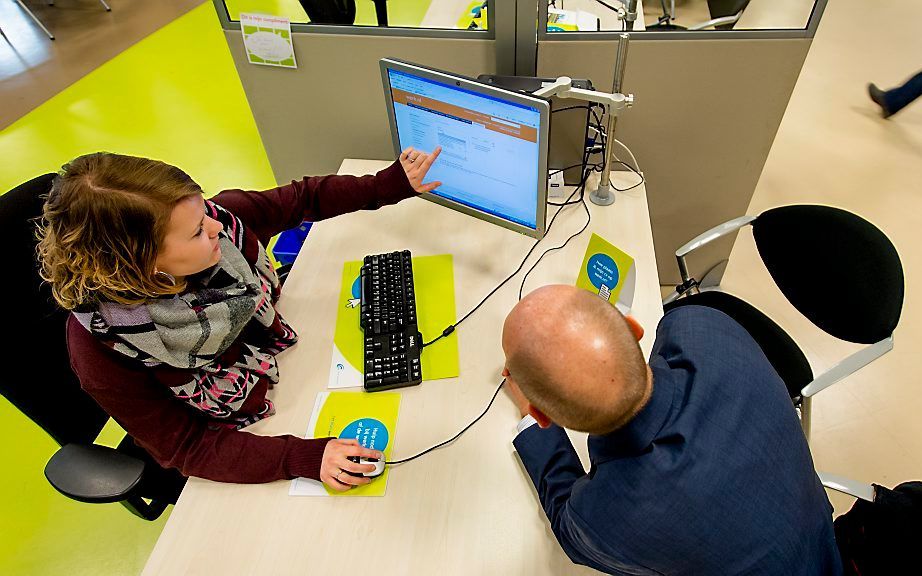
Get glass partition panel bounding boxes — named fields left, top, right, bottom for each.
left=541, top=0, right=818, bottom=32
left=223, top=0, right=491, bottom=29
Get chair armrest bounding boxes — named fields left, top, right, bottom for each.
left=688, top=13, right=743, bottom=30
left=801, top=336, right=894, bottom=398
left=819, top=472, right=875, bottom=502
left=674, top=215, right=755, bottom=284
left=676, top=215, right=756, bottom=259
left=44, top=443, right=146, bottom=504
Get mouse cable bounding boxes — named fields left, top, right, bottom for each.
left=384, top=378, right=506, bottom=465
left=388, top=193, right=592, bottom=467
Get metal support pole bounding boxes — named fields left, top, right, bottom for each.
left=590, top=33, right=630, bottom=206
left=624, top=0, right=638, bottom=31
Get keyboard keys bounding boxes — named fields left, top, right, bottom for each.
left=360, top=250, right=423, bottom=391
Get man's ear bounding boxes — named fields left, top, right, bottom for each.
left=528, top=405, right=554, bottom=429
left=502, top=367, right=511, bottom=378
left=624, top=315, right=645, bottom=342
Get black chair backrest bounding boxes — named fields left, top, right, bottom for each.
left=707, top=0, right=751, bottom=18
left=297, top=0, right=356, bottom=25
left=752, top=205, right=904, bottom=345
left=0, top=174, right=110, bottom=446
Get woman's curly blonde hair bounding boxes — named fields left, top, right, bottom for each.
left=37, top=153, right=203, bottom=310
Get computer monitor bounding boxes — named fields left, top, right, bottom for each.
left=380, top=58, right=550, bottom=239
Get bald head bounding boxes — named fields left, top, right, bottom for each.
left=502, top=285, right=650, bottom=435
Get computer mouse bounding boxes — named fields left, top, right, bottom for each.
left=346, top=456, right=386, bottom=478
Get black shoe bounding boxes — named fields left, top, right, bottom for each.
left=868, top=83, right=894, bottom=118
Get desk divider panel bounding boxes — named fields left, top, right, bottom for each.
left=216, top=0, right=825, bottom=285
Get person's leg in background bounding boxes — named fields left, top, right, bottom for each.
left=868, top=70, right=922, bottom=118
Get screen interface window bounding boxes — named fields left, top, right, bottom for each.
left=387, top=69, right=542, bottom=230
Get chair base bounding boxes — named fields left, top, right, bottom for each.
left=122, top=495, right=170, bottom=521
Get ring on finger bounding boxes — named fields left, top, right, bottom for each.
left=335, top=469, right=344, bottom=481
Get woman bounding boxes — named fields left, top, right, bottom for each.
left=38, top=148, right=441, bottom=493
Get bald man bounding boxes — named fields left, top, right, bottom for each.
left=502, top=285, right=841, bottom=576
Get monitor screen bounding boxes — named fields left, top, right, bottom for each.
left=380, top=59, right=550, bottom=238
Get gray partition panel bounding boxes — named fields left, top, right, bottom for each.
left=539, top=38, right=811, bottom=285
left=224, top=31, right=497, bottom=182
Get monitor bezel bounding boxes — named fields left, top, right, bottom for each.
left=380, top=58, right=550, bottom=239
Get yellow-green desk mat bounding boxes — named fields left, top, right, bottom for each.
left=334, top=254, right=460, bottom=380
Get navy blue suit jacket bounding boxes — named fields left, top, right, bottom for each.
left=513, top=305, right=842, bottom=575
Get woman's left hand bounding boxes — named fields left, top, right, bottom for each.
left=399, top=146, right=443, bottom=194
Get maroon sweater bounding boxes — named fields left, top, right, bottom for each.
left=67, top=161, right=416, bottom=483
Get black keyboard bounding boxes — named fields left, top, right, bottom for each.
left=360, top=250, right=423, bottom=392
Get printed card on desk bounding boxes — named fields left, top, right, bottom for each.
left=290, top=391, right=400, bottom=497
left=240, top=13, right=297, bottom=69
left=576, top=233, right=636, bottom=313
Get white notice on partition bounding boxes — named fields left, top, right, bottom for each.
left=240, top=13, right=297, bottom=69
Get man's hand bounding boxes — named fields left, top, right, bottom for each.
left=504, top=378, right=531, bottom=418
left=399, top=146, right=442, bottom=194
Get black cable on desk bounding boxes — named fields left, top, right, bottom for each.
left=422, top=105, right=608, bottom=347
left=519, top=194, right=592, bottom=300
left=610, top=159, right=645, bottom=192
left=385, top=107, right=639, bottom=470
left=421, top=179, right=587, bottom=349
left=384, top=379, right=506, bottom=465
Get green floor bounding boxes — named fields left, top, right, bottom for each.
left=0, top=4, right=276, bottom=574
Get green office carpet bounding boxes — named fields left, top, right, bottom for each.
left=0, top=4, right=276, bottom=575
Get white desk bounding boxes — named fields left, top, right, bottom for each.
left=142, top=160, right=663, bottom=576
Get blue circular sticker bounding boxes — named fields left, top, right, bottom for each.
left=339, top=418, right=389, bottom=451
left=351, top=276, right=361, bottom=299
left=587, top=253, right=619, bottom=290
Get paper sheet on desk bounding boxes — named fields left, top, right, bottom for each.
left=290, top=391, right=400, bottom=497
left=327, top=255, right=460, bottom=389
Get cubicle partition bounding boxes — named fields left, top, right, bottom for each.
left=213, top=0, right=827, bottom=285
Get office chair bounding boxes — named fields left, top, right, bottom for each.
left=298, top=0, right=357, bottom=25
left=0, top=173, right=185, bottom=521
left=297, top=0, right=390, bottom=26
left=649, top=0, right=750, bottom=30
left=13, top=0, right=112, bottom=41
left=662, top=205, right=904, bottom=502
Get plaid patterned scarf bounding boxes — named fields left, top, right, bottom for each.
left=74, top=200, right=298, bottom=429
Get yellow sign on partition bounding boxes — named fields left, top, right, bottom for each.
left=290, top=391, right=400, bottom=497
left=575, top=233, right=636, bottom=310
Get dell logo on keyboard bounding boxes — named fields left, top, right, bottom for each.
left=409, top=336, right=415, bottom=346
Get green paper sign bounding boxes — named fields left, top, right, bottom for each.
left=576, top=233, right=636, bottom=309
left=240, top=13, right=297, bottom=68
